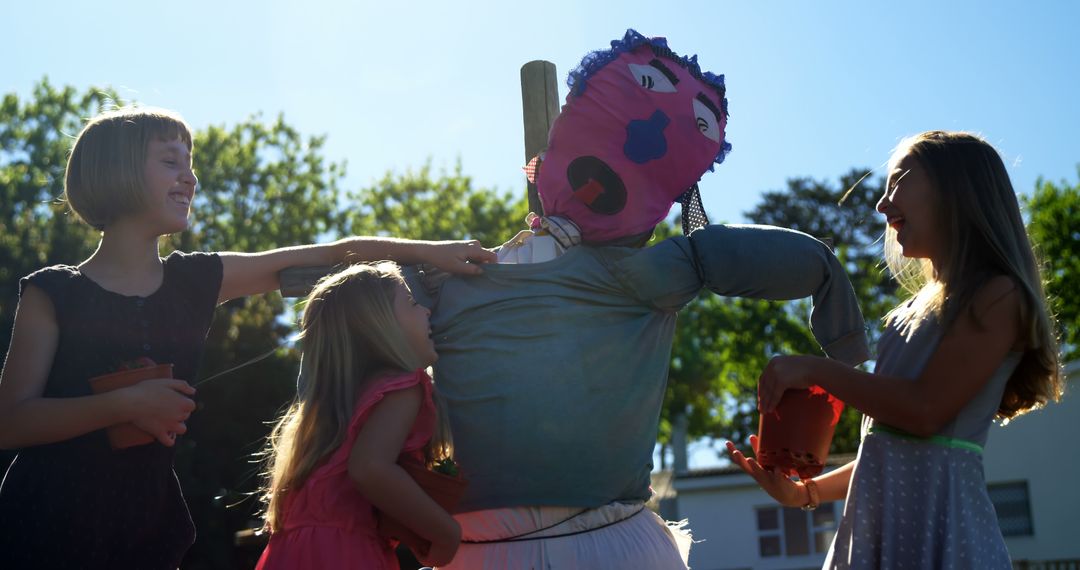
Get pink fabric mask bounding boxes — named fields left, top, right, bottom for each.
left=536, top=30, right=730, bottom=243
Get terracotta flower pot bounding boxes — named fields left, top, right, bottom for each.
left=757, top=386, right=844, bottom=479
left=89, top=363, right=174, bottom=450
left=377, top=457, right=468, bottom=557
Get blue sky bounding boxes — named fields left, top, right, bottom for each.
left=7, top=0, right=1079, bottom=227
left=7, top=0, right=1079, bottom=467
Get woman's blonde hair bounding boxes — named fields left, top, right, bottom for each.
left=64, top=106, right=193, bottom=230
left=882, top=131, right=1063, bottom=419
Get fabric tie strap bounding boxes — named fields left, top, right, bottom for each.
left=460, top=504, right=646, bottom=544
left=678, top=184, right=709, bottom=235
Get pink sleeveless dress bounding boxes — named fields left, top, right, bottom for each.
left=256, top=369, right=435, bottom=570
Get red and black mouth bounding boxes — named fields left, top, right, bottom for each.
left=567, top=156, right=626, bottom=215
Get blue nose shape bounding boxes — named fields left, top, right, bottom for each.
left=623, top=110, right=670, bottom=164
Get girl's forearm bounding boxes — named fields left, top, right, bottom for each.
left=0, top=391, right=131, bottom=449
left=806, top=357, right=930, bottom=435
left=353, top=460, right=459, bottom=544
left=234, top=237, right=439, bottom=270
left=809, top=460, right=854, bottom=504
left=334, top=237, right=438, bottom=266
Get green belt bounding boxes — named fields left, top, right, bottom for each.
left=868, top=424, right=984, bottom=454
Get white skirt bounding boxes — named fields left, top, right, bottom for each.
left=438, top=502, right=692, bottom=570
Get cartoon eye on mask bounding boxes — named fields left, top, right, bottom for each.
left=627, top=59, right=679, bottom=93
left=693, top=93, right=723, bottom=143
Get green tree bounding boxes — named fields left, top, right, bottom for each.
left=343, top=160, right=528, bottom=243
left=1023, top=172, right=1080, bottom=361
left=0, top=79, right=112, bottom=355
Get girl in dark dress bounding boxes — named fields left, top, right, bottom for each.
left=0, top=106, right=495, bottom=569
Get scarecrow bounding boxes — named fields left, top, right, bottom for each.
left=410, top=29, right=871, bottom=569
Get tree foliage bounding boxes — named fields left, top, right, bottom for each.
left=343, top=161, right=529, bottom=244
left=0, top=79, right=110, bottom=349
left=1023, top=171, right=1080, bottom=361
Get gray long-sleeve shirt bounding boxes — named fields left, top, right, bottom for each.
left=410, top=224, right=871, bottom=512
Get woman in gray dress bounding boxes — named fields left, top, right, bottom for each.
left=729, top=130, right=1064, bottom=569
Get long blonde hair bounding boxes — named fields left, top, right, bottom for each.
left=261, top=262, right=423, bottom=531
left=882, top=131, right=1063, bottom=419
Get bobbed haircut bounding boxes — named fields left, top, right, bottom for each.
left=64, top=106, right=192, bottom=230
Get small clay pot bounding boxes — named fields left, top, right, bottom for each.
left=89, top=364, right=174, bottom=450
left=377, top=456, right=468, bottom=557
left=757, top=386, right=844, bottom=479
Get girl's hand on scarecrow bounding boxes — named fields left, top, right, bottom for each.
left=422, top=240, right=497, bottom=275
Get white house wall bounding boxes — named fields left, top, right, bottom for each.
left=981, top=359, right=1080, bottom=561
left=679, top=472, right=836, bottom=570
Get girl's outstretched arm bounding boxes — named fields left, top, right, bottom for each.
left=759, top=276, right=1023, bottom=437
left=0, top=285, right=195, bottom=449
left=217, top=237, right=496, bottom=304
left=349, top=384, right=461, bottom=566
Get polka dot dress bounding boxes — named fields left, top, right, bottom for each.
left=0, top=252, right=222, bottom=569
left=824, top=317, right=1018, bottom=569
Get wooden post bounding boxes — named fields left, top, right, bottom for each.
left=519, top=60, right=560, bottom=216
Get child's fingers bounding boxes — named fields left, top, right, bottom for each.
left=724, top=440, right=747, bottom=461
left=726, top=440, right=766, bottom=475
left=156, top=420, right=188, bottom=446
left=745, top=456, right=768, bottom=476
left=758, top=382, right=777, bottom=413
left=460, top=261, right=486, bottom=275
left=724, top=441, right=753, bottom=473
left=466, top=243, right=497, bottom=264
left=164, top=379, right=196, bottom=396
left=154, top=428, right=177, bottom=447
left=749, top=434, right=760, bottom=455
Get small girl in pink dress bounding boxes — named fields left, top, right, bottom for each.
left=256, top=262, right=461, bottom=569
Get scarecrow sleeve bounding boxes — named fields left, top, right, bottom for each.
left=614, top=223, right=871, bottom=366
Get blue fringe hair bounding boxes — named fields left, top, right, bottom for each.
left=565, top=29, right=732, bottom=168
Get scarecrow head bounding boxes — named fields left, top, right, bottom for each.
left=534, top=29, right=730, bottom=243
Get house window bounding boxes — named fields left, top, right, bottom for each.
left=756, top=502, right=838, bottom=558
left=987, top=481, right=1034, bottom=536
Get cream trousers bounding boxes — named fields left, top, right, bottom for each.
left=437, top=501, right=692, bottom=570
